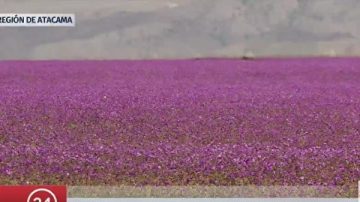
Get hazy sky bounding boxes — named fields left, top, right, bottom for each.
left=0, top=0, right=359, bottom=59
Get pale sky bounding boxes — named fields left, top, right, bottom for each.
left=0, top=0, right=359, bottom=59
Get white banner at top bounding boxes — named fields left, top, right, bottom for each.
left=0, top=13, right=75, bottom=27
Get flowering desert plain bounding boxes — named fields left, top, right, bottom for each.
left=0, top=58, right=359, bottom=196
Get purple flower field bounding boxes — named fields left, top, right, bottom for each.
left=0, top=58, right=359, bottom=193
